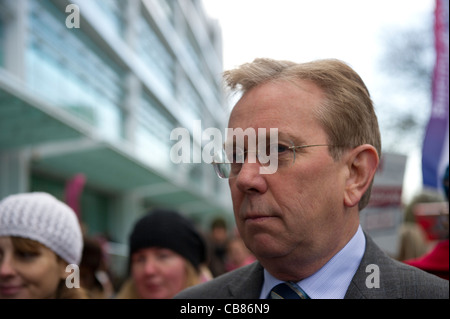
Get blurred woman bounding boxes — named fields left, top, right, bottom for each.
left=116, top=209, right=208, bottom=299
left=0, top=192, right=86, bottom=299
left=225, top=236, right=256, bottom=272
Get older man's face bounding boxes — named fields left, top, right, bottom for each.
left=228, top=80, right=353, bottom=275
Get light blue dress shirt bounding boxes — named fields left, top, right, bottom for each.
left=260, top=225, right=366, bottom=299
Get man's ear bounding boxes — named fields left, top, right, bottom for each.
left=343, top=144, right=379, bottom=208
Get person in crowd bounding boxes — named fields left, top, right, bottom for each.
left=397, top=190, right=445, bottom=261
left=206, top=217, right=230, bottom=277
left=0, top=192, right=87, bottom=299
left=79, top=236, right=115, bottom=298
left=225, top=235, right=255, bottom=272
left=116, top=208, right=208, bottom=299
left=404, top=164, right=449, bottom=280
left=175, top=58, right=449, bottom=299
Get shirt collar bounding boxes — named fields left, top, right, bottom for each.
left=260, top=225, right=366, bottom=299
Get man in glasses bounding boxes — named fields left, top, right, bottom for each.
left=175, top=58, right=449, bottom=299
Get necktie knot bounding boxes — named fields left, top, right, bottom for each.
left=269, top=282, right=310, bottom=299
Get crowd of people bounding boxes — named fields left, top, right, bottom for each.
left=0, top=191, right=254, bottom=299
left=398, top=165, right=449, bottom=280
left=0, top=58, right=448, bottom=299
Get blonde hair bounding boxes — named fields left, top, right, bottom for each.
left=224, top=58, right=381, bottom=210
left=115, top=260, right=201, bottom=299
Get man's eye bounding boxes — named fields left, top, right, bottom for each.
left=269, top=144, right=290, bottom=154
left=277, top=144, right=290, bottom=153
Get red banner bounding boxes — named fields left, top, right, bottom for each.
left=64, top=173, right=86, bottom=220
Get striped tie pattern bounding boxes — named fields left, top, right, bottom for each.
left=269, top=282, right=310, bottom=299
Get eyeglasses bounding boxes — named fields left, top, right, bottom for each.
left=212, top=141, right=333, bottom=179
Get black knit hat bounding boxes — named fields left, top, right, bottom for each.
left=128, top=209, right=207, bottom=271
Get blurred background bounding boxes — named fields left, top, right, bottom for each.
left=0, top=0, right=448, bottom=286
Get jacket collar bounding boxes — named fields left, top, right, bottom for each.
left=344, top=232, right=401, bottom=299
left=226, top=261, right=265, bottom=298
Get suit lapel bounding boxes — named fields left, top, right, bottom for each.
left=345, top=233, right=401, bottom=299
left=226, top=262, right=265, bottom=298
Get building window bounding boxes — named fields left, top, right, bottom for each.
left=135, top=91, right=177, bottom=171
left=182, top=21, right=202, bottom=70
left=136, top=17, right=175, bottom=94
left=0, top=16, right=4, bottom=67
left=90, top=0, right=125, bottom=38
left=178, top=77, right=203, bottom=124
left=26, top=0, right=124, bottom=140
left=155, top=0, right=175, bottom=24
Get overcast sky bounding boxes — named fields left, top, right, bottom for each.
left=201, top=0, right=437, bottom=203
left=202, top=0, right=434, bottom=82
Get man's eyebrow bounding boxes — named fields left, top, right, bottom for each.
left=250, top=130, right=291, bottom=139
left=222, top=130, right=307, bottom=147
left=273, top=131, right=306, bottom=144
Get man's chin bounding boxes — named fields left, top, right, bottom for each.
left=244, top=234, right=290, bottom=260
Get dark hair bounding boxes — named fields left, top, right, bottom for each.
left=128, top=209, right=207, bottom=271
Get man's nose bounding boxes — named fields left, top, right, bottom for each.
left=233, top=158, right=268, bottom=194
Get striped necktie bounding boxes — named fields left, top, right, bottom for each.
left=269, top=282, right=310, bottom=299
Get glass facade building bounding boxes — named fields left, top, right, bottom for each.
left=0, top=0, right=231, bottom=279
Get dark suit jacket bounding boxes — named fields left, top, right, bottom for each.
left=175, top=234, right=449, bottom=299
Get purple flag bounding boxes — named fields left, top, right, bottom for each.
left=422, top=0, right=449, bottom=190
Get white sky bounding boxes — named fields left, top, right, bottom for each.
left=201, top=0, right=437, bottom=203
left=202, top=0, right=434, bottom=80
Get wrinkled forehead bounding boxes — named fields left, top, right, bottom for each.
left=227, top=79, right=325, bottom=142
left=223, top=128, right=275, bottom=148
left=223, top=129, right=307, bottom=150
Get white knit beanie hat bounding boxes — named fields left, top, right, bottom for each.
left=0, top=192, right=83, bottom=265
